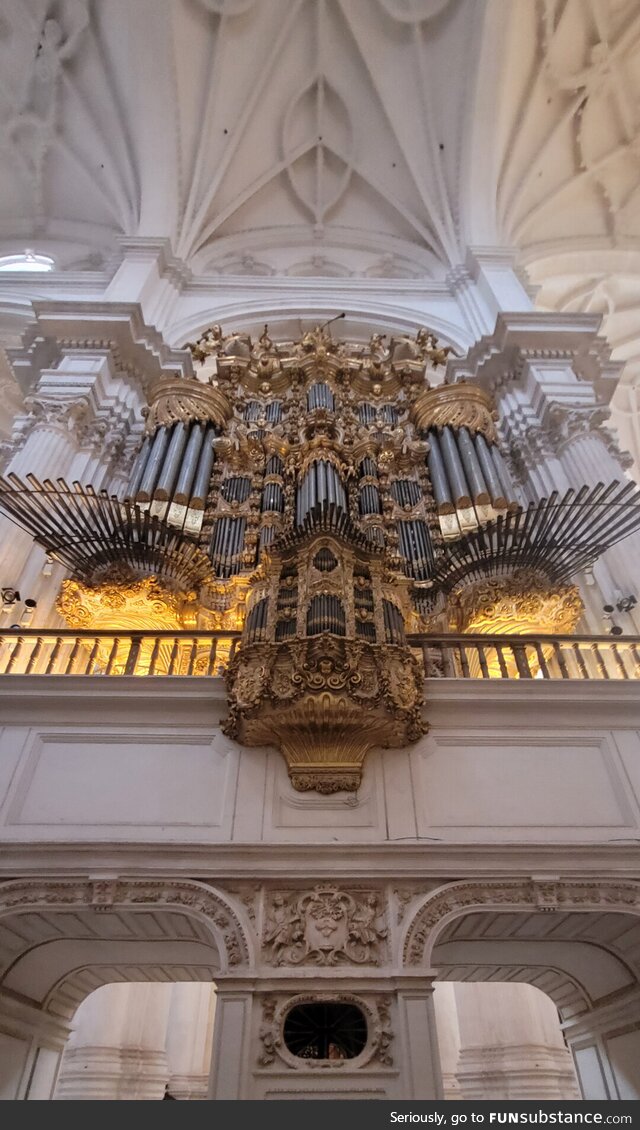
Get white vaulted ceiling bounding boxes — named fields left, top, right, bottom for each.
left=0, top=0, right=639, bottom=368
left=0, top=0, right=487, bottom=278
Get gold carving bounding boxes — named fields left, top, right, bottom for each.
left=57, top=574, right=198, bottom=674
left=450, top=569, right=583, bottom=677
left=57, top=574, right=193, bottom=631
left=453, top=570, right=583, bottom=636
left=224, top=635, right=426, bottom=793
left=411, top=382, right=498, bottom=443
left=145, top=376, right=231, bottom=433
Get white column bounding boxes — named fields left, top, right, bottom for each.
left=432, top=982, right=462, bottom=1099
left=165, top=983, right=217, bottom=1100
left=453, top=983, right=579, bottom=1100
left=207, top=988, right=254, bottom=1100
left=55, top=983, right=172, bottom=1100
left=396, top=983, right=444, bottom=1100
left=564, top=990, right=640, bottom=1100
left=0, top=991, right=69, bottom=1100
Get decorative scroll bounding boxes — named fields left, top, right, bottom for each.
left=453, top=570, right=583, bottom=636
left=224, top=633, right=426, bottom=793
left=144, top=377, right=232, bottom=434
left=411, top=382, right=498, bottom=443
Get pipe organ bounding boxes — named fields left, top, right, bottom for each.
left=2, top=323, right=640, bottom=790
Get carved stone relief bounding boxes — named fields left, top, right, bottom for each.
left=402, top=879, right=640, bottom=966
left=263, top=886, right=388, bottom=966
left=257, top=991, right=394, bottom=1070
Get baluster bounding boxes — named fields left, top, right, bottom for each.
left=496, top=644, right=509, bottom=679
left=206, top=638, right=218, bottom=676
left=187, top=638, right=198, bottom=676
left=46, top=637, right=63, bottom=675
left=5, top=636, right=24, bottom=674
left=512, top=644, right=532, bottom=678
left=25, top=637, right=43, bottom=675
left=168, top=637, right=180, bottom=675
left=441, top=645, right=455, bottom=678
left=552, top=641, right=570, bottom=678
left=105, top=638, right=120, bottom=675
left=456, top=644, right=470, bottom=678
left=571, top=642, right=589, bottom=679
left=85, top=637, right=100, bottom=674
left=534, top=642, right=549, bottom=678
left=476, top=644, right=489, bottom=678
left=66, top=637, right=82, bottom=675
left=124, top=634, right=143, bottom=676
left=611, top=642, right=628, bottom=678
left=148, top=636, right=161, bottom=675
left=591, top=643, right=609, bottom=679
left=229, top=638, right=238, bottom=662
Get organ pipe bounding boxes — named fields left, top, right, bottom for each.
left=137, top=426, right=170, bottom=501
left=474, top=433, right=507, bottom=509
left=440, top=426, right=472, bottom=508
left=191, top=426, right=215, bottom=508
left=173, top=424, right=205, bottom=505
left=127, top=435, right=151, bottom=499
left=457, top=427, right=489, bottom=505
left=155, top=422, right=188, bottom=501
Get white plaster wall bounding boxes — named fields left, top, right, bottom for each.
left=0, top=680, right=639, bottom=849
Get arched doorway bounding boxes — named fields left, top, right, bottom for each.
left=0, top=878, right=252, bottom=1100
left=403, top=879, right=640, bottom=1101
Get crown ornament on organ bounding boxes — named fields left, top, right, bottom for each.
left=1, top=324, right=640, bottom=791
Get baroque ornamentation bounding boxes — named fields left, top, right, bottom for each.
left=224, top=634, right=426, bottom=793
left=0, top=878, right=252, bottom=970
left=262, top=886, right=388, bottom=966
left=56, top=573, right=194, bottom=632
left=144, top=377, right=232, bottom=434
left=258, top=991, right=394, bottom=1069
left=452, top=569, right=584, bottom=637
left=403, top=879, right=640, bottom=966
left=411, top=382, right=498, bottom=444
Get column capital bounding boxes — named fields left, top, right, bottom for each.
left=447, top=311, right=623, bottom=405
left=7, top=300, right=192, bottom=398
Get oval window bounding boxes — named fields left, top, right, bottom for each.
left=283, top=1001, right=367, bottom=1060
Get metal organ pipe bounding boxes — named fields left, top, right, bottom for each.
left=127, top=435, right=151, bottom=499
left=173, top=423, right=205, bottom=504
left=137, top=426, right=170, bottom=501
left=155, top=422, right=188, bottom=501
left=457, top=427, right=489, bottom=505
left=474, top=433, right=507, bottom=509
left=426, top=431, right=453, bottom=510
left=191, top=426, right=216, bottom=508
left=439, top=426, right=472, bottom=508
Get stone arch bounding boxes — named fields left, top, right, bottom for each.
left=0, top=877, right=255, bottom=978
left=401, top=879, right=640, bottom=968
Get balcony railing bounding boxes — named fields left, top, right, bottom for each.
left=0, top=629, right=638, bottom=680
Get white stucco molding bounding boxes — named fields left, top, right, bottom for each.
left=447, top=311, right=623, bottom=404
left=0, top=878, right=255, bottom=974
left=6, top=301, right=193, bottom=396
left=401, top=878, right=640, bottom=969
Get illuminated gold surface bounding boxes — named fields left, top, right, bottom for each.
left=411, top=382, right=498, bottom=443
left=224, top=635, right=426, bottom=793
left=145, top=376, right=232, bottom=433
left=57, top=575, right=197, bottom=674
left=452, top=570, right=583, bottom=677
